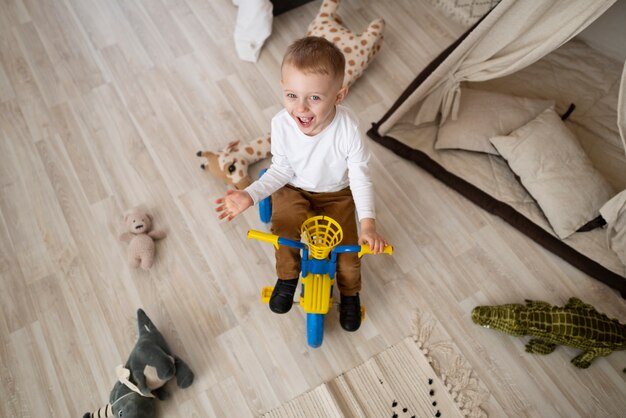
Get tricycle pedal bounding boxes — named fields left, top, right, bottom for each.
left=261, top=287, right=274, bottom=304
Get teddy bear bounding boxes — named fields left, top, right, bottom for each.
left=197, top=0, right=384, bottom=189
left=119, top=211, right=166, bottom=270
left=83, top=309, right=194, bottom=418
left=196, top=134, right=271, bottom=190
left=307, top=0, right=385, bottom=88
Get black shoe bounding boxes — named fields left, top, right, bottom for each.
left=340, top=293, right=361, bottom=332
left=269, top=278, right=298, bottom=314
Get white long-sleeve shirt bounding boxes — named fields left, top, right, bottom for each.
left=245, top=105, right=376, bottom=221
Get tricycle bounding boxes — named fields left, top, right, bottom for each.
left=247, top=215, right=392, bottom=348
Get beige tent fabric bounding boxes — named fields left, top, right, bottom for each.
left=617, top=62, right=626, bottom=154
left=378, top=0, right=616, bottom=135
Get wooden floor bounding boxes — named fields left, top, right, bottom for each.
left=1, top=0, right=625, bottom=416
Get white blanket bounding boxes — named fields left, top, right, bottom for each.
left=233, top=0, right=273, bottom=62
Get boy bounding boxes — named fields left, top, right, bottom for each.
left=215, top=36, right=388, bottom=331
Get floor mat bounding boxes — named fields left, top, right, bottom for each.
left=263, top=310, right=490, bottom=418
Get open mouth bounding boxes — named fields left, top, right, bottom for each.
left=296, top=116, right=314, bottom=128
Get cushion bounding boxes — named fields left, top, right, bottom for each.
left=599, top=190, right=626, bottom=268
left=435, top=88, right=554, bottom=154
left=489, top=107, right=614, bottom=239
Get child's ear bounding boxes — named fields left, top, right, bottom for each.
left=335, top=86, right=348, bottom=104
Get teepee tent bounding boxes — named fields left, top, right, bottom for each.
left=368, top=0, right=626, bottom=297
left=375, top=0, right=620, bottom=139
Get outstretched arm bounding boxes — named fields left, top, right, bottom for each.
left=215, top=189, right=253, bottom=221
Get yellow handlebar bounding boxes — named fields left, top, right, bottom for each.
left=248, top=229, right=394, bottom=257
left=358, top=244, right=393, bottom=258
left=247, top=230, right=280, bottom=249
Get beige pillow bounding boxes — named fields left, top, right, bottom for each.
left=489, top=107, right=614, bottom=239
left=599, top=190, right=626, bottom=268
left=435, top=88, right=554, bottom=154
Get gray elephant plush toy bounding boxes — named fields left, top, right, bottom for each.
left=83, top=309, right=194, bottom=418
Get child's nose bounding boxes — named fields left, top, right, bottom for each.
left=296, top=99, right=308, bottom=112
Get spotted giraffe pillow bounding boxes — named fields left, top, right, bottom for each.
left=307, top=0, right=385, bottom=88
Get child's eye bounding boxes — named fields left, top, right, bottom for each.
left=310, top=95, right=320, bottom=101
left=286, top=93, right=296, bottom=99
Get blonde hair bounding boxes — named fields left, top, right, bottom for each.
left=282, top=37, right=345, bottom=86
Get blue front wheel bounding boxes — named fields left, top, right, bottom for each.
left=306, top=313, right=324, bottom=348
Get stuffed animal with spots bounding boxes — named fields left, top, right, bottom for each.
left=307, top=0, right=385, bottom=88
left=119, top=211, right=166, bottom=270
left=83, top=309, right=194, bottom=418
left=196, top=134, right=271, bottom=190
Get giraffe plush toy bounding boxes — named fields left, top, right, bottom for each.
left=196, top=134, right=271, bottom=190
left=307, top=0, right=385, bottom=88
left=198, top=0, right=384, bottom=189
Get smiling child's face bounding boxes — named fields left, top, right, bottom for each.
left=281, top=63, right=347, bottom=136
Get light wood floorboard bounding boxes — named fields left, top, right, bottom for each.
left=1, top=0, right=625, bottom=416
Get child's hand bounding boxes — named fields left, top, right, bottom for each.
left=215, top=190, right=253, bottom=221
left=358, top=218, right=389, bottom=254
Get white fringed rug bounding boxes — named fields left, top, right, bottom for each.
left=262, top=310, right=490, bottom=418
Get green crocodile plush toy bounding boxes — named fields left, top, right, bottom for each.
left=472, top=297, right=626, bottom=371
left=83, top=309, right=194, bottom=418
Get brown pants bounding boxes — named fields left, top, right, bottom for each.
left=271, top=185, right=361, bottom=296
